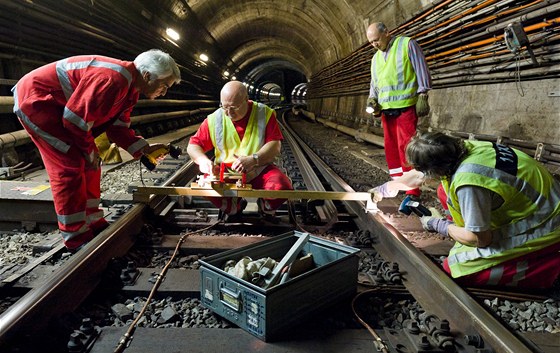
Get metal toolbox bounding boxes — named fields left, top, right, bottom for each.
left=199, top=231, right=360, bottom=341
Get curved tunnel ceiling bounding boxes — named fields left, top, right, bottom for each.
left=0, top=0, right=426, bottom=99
left=186, top=0, right=368, bottom=87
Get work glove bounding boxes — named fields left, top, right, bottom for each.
left=368, top=182, right=398, bottom=202
left=366, top=97, right=381, bottom=117
left=420, top=216, right=453, bottom=237
left=416, top=93, right=430, bottom=117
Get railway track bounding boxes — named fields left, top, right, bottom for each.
left=0, top=109, right=558, bottom=353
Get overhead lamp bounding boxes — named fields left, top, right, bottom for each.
left=223, top=71, right=230, bottom=77
left=165, top=28, right=180, bottom=41
left=231, top=76, right=236, bottom=80
left=199, top=53, right=209, bottom=62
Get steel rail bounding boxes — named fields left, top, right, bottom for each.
left=284, top=118, right=536, bottom=353
left=0, top=160, right=198, bottom=345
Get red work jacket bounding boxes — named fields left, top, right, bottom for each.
left=14, top=55, right=147, bottom=158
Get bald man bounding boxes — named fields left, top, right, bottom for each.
left=187, top=81, right=292, bottom=221
left=366, top=22, right=432, bottom=208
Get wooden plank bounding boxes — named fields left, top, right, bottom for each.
left=134, top=186, right=372, bottom=202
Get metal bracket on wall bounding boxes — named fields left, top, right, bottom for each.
left=548, top=91, right=560, bottom=97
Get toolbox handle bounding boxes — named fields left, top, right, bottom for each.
left=263, top=233, right=310, bottom=289
left=220, top=286, right=242, bottom=312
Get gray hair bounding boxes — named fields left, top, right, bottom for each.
left=134, top=49, right=181, bottom=83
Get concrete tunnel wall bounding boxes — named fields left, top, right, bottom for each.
left=306, top=77, right=560, bottom=146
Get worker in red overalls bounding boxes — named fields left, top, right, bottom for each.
left=12, top=49, right=181, bottom=251
left=187, top=81, right=293, bottom=221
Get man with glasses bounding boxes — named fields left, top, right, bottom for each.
left=187, top=80, right=293, bottom=221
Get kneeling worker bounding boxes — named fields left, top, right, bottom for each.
left=187, top=81, right=293, bottom=221
left=370, top=132, right=560, bottom=288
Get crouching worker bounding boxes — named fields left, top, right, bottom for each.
left=12, top=49, right=181, bottom=251
left=371, top=131, right=560, bottom=289
left=187, top=81, right=292, bottom=221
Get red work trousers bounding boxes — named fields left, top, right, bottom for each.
left=443, top=242, right=560, bottom=288
left=381, top=106, right=420, bottom=197
left=22, top=125, right=108, bottom=250
left=208, top=164, right=293, bottom=215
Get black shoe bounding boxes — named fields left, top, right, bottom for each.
left=224, top=212, right=244, bottom=223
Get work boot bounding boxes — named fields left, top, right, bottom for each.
left=219, top=199, right=247, bottom=223
left=258, top=199, right=278, bottom=223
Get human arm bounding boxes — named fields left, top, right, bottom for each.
left=409, top=39, right=432, bottom=117
left=187, top=143, right=215, bottom=175
left=423, top=186, right=495, bottom=247
left=408, top=39, right=432, bottom=94
left=231, top=140, right=281, bottom=173
left=368, top=170, right=425, bottom=201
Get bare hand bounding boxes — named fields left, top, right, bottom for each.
left=85, top=150, right=101, bottom=170
left=231, top=154, right=254, bottom=173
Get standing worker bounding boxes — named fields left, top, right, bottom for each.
left=187, top=81, right=293, bottom=221
left=12, top=49, right=181, bottom=251
left=366, top=22, right=432, bottom=211
left=371, top=132, right=560, bottom=288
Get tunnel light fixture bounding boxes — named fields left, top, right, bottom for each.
left=199, top=53, right=209, bottom=62
left=223, top=70, right=230, bottom=77
left=165, top=28, right=180, bottom=41
left=231, top=76, right=236, bottom=80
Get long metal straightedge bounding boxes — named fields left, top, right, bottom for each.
left=133, top=184, right=371, bottom=203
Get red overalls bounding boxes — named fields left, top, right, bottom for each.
left=13, top=55, right=148, bottom=249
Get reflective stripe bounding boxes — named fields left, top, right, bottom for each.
left=57, top=211, right=86, bottom=225
left=63, top=107, right=90, bottom=131
left=13, top=88, right=71, bottom=153
left=510, top=260, right=528, bottom=286
left=127, top=139, right=148, bottom=156
left=215, top=109, right=225, bottom=157
left=389, top=167, right=403, bottom=176
left=56, top=58, right=133, bottom=100
left=113, top=119, right=130, bottom=127
left=256, top=104, right=266, bottom=147
left=87, top=210, right=104, bottom=224
left=446, top=142, right=560, bottom=276
left=457, top=164, right=560, bottom=239
left=449, top=212, right=560, bottom=265
left=86, top=198, right=101, bottom=208
left=60, top=224, right=89, bottom=241
left=395, top=37, right=405, bottom=84
left=486, top=265, right=503, bottom=285
left=210, top=102, right=271, bottom=165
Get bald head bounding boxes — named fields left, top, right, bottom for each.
left=220, top=80, right=249, bottom=121
left=366, top=22, right=390, bottom=52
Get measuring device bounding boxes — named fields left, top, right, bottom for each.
left=133, top=170, right=379, bottom=212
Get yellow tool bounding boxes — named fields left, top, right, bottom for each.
left=140, top=144, right=182, bottom=171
